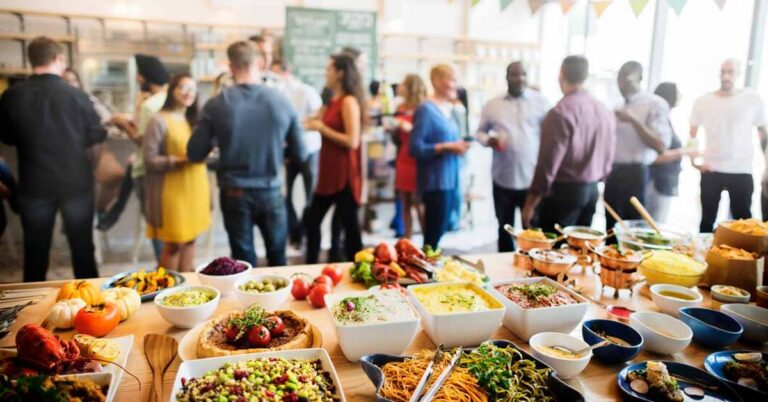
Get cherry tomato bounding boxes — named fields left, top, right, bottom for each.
left=321, top=264, right=344, bottom=285
left=291, top=277, right=311, bottom=300
left=265, top=316, right=284, bottom=336
left=313, top=274, right=334, bottom=287
left=224, top=325, right=239, bottom=343
left=73, top=302, right=120, bottom=337
left=247, top=325, right=271, bottom=347
left=308, top=283, right=332, bottom=308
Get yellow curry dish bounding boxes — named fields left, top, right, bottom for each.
left=411, top=283, right=502, bottom=314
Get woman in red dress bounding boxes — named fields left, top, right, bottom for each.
left=304, top=54, right=367, bottom=263
left=394, top=74, right=427, bottom=238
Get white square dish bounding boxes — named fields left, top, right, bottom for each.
left=168, top=348, right=345, bottom=402
left=488, top=277, right=589, bottom=341
left=407, top=282, right=504, bottom=348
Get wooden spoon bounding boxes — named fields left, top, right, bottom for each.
left=629, top=196, right=662, bottom=234
left=144, top=334, right=178, bottom=402
left=603, top=200, right=629, bottom=231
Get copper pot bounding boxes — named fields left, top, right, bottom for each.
left=512, top=250, right=533, bottom=270
left=556, top=224, right=607, bottom=250
left=599, top=265, right=637, bottom=291
left=588, top=244, right=651, bottom=270
left=528, top=248, right=577, bottom=277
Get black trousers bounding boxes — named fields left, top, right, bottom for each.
left=538, top=182, right=599, bottom=233
left=305, top=186, right=362, bottom=264
left=422, top=190, right=452, bottom=250
left=604, top=163, right=649, bottom=232
left=19, top=192, right=98, bottom=282
left=285, top=152, right=318, bottom=244
left=700, top=171, right=753, bottom=233
left=492, top=183, right=527, bottom=252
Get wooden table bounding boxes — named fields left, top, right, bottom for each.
left=2, top=253, right=766, bottom=402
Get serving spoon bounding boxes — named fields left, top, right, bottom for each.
left=551, top=339, right=610, bottom=357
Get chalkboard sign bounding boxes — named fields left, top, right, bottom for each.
left=284, top=7, right=377, bottom=90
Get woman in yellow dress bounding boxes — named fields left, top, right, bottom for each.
left=143, top=74, right=210, bottom=271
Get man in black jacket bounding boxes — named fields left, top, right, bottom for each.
left=0, top=37, right=106, bottom=281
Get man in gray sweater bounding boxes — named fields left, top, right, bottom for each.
left=188, top=41, right=306, bottom=266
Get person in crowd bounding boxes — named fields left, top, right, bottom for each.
left=0, top=37, right=106, bottom=281
left=0, top=157, right=18, bottom=239
left=410, top=64, right=470, bottom=249
left=188, top=41, right=306, bottom=267
left=691, top=59, right=767, bottom=233
left=477, top=61, right=549, bottom=252
left=522, top=56, right=616, bottom=231
left=270, top=59, right=323, bottom=247
left=304, top=53, right=367, bottom=263
left=648, top=82, right=693, bottom=222
left=250, top=33, right=285, bottom=92
left=604, top=61, right=671, bottom=230
left=62, top=67, right=131, bottom=226
left=143, top=74, right=209, bottom=272
left=393, top=74, right=428, bottom=239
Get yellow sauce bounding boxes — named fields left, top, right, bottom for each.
left=539, top=345, right=579, bottom=359
left=412, top=283, right=501, bottom=314
left=658, top=290, right=697, bottom=301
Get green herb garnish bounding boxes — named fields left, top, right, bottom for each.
left=509, top=283, right=556, bottom=301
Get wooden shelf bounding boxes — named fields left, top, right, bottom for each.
left=0, top=32, right=76, bottom=43
left=195, top=43, right=228, bottom=51
left=379, top=52, right=473, bottom=63
left=0, top=67, right=30, bottom=76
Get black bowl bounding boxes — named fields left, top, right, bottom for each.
left=360, top=339, right=585, bottom=402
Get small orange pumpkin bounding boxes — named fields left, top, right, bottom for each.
left=57, top=280, right=101, bottom=305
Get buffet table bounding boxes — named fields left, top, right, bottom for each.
left=1, top=253, right=766, bottom=401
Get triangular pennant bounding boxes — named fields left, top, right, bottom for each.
left=560, top=0, right=577, bottom=13
left=529, top=0, right=546, bottom=14
left=472, top=0, right=482, bottom=6
left=591, top=0, right=612, bottom=18
left=629, top=0, right=649, bottom=16
left=500, top=0, right=515, bottom=11
left=667, top=0, right=687, bottom=15
left=713, top=0, right=726, bottom=10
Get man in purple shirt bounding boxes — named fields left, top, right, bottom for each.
left=522, top=56, right=616, bottom=231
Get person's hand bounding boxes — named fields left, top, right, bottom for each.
left=521, top=203, right=535, bottom=229
left=0, top=182, right=8, bottom=199
left=692, top=161, right=710, bottom=173
left=486, top=137, right=501, bottom=150
left=305, top=118, right=325, bottom=132
left=444, top=141, right=470, bottom=155
left=399, top=120, right=413, bottom=132
left=171, top=155, right=188, bottom=166
left=614, top=109, right=635, bottom=123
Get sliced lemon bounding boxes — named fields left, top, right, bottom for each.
left=89, top=339, right=120, bottom=362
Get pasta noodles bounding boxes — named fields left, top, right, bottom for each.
left=380, top=350, right=487, bottom=402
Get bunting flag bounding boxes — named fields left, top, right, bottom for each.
left=560, top=0, right=577, bottom=14
left=629, top=0, right=649, bottom=16
left=500, top=0, right=515, bottom=11
left=591, top=0, right=613, bottom=18
left=528, top=0, right=547, bottom=14
left=713, top=0, right=726, bottom=10
left=667, top=0, right=687, bottom=15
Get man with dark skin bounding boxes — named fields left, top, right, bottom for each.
left=604, top=61, right=671, bottom=231
left=477, top=61, right=549, bottom=251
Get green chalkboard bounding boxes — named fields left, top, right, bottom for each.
left=284, top=7, right=377, bottom=90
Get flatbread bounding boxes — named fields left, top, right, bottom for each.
left=196, top=310, right=312, bottom=358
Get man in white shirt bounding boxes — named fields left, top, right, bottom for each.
left=271, top=60, right=323, bottom=246
left=605, top=61, right=671, bottom=229
left=476, top=62, right=549, bottom=251
left=690, top=58, right=768, bottom=232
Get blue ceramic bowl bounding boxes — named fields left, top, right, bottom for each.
left=582, top=319, right=643, bottom=364
left=679, top=307, right=743, bottom=348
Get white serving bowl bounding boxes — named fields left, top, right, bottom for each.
left=170, top=348, right=346, bottom=402
left=629, top=311, right=692, bottom=355
left=529, top=332, right=592, bottom=379
left=710, top=285, right=750, bottom=304
left=195, top=259, right=252, bottom=297
left=649, top=284, right=702, bottom=317
left=233, top=274, right=292, bottom=311
left=720, top=303, right=768, bottom=342
left=324, top=289, right=420, bottom=361
left=407, top=282, right=504, bottom=348
left=154, top=285, right=220, bottom=329
left=487, top=277, right=589, bottom=341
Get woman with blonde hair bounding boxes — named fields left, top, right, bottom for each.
left=394, top=74, right=427, bottom=238
left=409, top=64, right=470, bottom=248
left=144, top=74, right=210, bottom=271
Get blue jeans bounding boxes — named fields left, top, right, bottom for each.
left=422, top=190, right=453, bottom=250
left=19, top=192, right=98, bottom=282
left=220, top=187, right=287, bottom=267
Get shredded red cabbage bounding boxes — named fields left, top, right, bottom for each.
left=201, top=257, right=247, bottom=275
